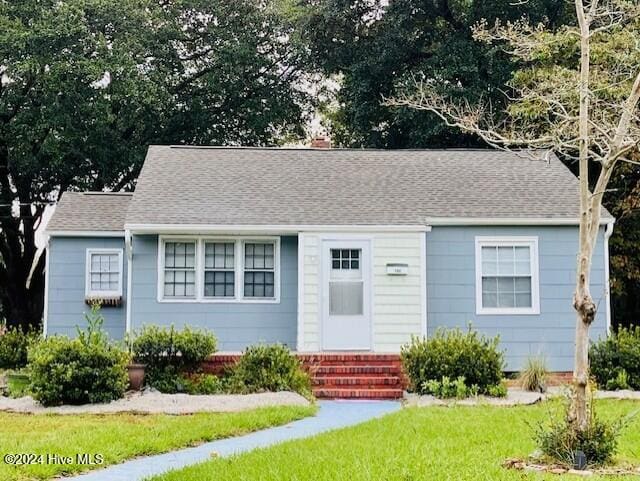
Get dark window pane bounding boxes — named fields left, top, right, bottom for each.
left=332, top=260, right=340, bottom=269
left=351, top=260, right=359, bottom=269
left=351, top=250, right=359, bottom=259
left=332, top=249, right=340, bottom=259
left=342, top=260, right=349, bottom=269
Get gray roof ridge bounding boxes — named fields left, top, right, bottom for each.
left=161, top=144, right=546, bottom=153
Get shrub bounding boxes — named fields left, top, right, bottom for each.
left=590, top=326, right=640, bottom=390
left=182, top=373, right=223, bottom=395
left=518, top=356, right=549, bottom=392
left=401, top=327, right=505, bottom=395
left=0, top=327, right=39, bottom=369
left=423, top=376, right=479, bottom=399
left=486, top=382, right=508, bottom=398
left=131, top=325, right=217, bottom=388
left=226, top=344, right=312, bottom=397
left=28, top=306, right=129, bottom=406
left=534, top=397, right=629, bottom=467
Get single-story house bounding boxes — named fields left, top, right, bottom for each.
left=44, top=146, right=613, bottom=373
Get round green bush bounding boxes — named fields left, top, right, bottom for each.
left=226, top=344, right=312, bottom=397
left=0, top=328, right=39, bottom=369
left=28, top=336, right=130, bottom=406
left=132, top=325, right=217, bottom=370
left=590, top=326, right=640, bottom=390
left=401, top=327, right=505, bottom=395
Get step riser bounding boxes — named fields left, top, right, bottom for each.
left=314, top=390, right=403, bottom=399
left=313, top=379, right=401, bottom=386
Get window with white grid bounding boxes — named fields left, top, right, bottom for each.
left=163, top=241, right=196, bottom=298
left=86, top=249, right=123, bottom=297
left=203, top=242, right=235, bottom=298
left=475, top=237, right=539, bottom=315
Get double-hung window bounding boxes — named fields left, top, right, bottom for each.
left=159, top=237, right=279, bottom=302
left=86, top=249, right=123, bottom=298
left=204, top=242, right=235, bottom=298
left=243, top=242, right=276, bottom=298
left=163, top=241, right=196, bottom=299
left=475, top=237, right=539, bottom=315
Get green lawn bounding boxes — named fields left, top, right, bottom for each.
left=0, top=405, right=315, bottom=481
left=153, top=400, right=640, bottom=481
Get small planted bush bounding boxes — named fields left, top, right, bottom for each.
left=131, top=325, right=217, bottom=390
left=590, top=326, right=640, bottom=390
left=423, top=376, right=479, bottom=399
left=181, top=373, right=224, bottom=395
left=518, top=356, right=549, bottom=392
left=226, top=344, right=312, bottom=397
left=28, top=308, right=129, bottom=406
left=534, top=396, right=629, bottom=467
left=0, top=327, right=39, bottom=369
left=401, top=327, right=505, bottom=395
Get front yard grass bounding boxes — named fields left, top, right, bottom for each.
left=153, top=399, right=640, bottom=481
left=0, top=405, right=315, bottom=481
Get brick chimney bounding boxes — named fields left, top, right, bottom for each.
left=310, top=136, right=331, bottom=149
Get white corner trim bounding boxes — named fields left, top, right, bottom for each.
left=420, top=231, right=428, bottom=337
left=125, top=230, right=133, bottom=334
left=126, top=223, right=429, bottom=234
left=604, top=221, right=615, bottom=335
left=425, top=217, right=613, bottom=226
left=156, top=235, right=281, bottom=304
left=296, top=233, right=305, bottom=351
left=46, top=230, right=125, bottom=238
left=85, top=248, right=124, bottom=298
left=474, top=236, right=540, bottom=315
left=43, top=239, right=51, bottom=338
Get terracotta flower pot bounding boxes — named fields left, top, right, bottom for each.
left=127, top=364, right=145, bottom=391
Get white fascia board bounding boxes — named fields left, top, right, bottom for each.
left=46, top=230, right=125, bottom=238
left=425, top=217, right=614, bottom=226
left=125, top=224, right=430, bottom=234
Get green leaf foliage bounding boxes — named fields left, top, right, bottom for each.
left=291, top=0, right=570, bottom=148
left=226, top=344, right=312, bottom=398
left=27, top=309, right=129, bottom=406
left=131, top=325, right=217, bottom=388
left=590, top=326, right=640, bottom=390
left=401, top=327, right=505, bottom=395
left=0, top=0, right=310, bottom=329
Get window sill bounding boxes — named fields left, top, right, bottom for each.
left=157, top=297, right=280, bottom=305
left=476, top=307, right=540, bottom=316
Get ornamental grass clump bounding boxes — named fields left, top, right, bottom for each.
left=518, top=356, right=549, bottom=393
left=401, top=326, right=505, bottom=396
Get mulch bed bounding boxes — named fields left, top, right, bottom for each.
left=503, top=458, right=640, bottom=477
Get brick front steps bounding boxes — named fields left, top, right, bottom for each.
left=203, top=353, right=406, bottom=400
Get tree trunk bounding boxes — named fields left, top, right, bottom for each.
left=570, top=0, right=594, bottom=432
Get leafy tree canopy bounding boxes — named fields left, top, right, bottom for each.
left=291, top=0, right=570, bottom=148
left=0, top=0, right=309, bottom=328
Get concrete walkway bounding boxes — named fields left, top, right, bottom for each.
left=68, top=400, right=401, bottom=481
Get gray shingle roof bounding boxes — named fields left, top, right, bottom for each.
left=46, top=192, right=132, bottom=232
left=122, top=146, right=610, bottom=227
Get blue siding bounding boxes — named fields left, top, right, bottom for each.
left=129, top=235, right=298, bottom=351
left=426, top=226, right=608, bottom=371
left=47, top=237, right=127, bottom=340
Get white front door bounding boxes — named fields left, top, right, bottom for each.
left=321, top=239, right=372, bottom=350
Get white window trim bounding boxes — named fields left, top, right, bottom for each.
left=475, top=236, right=540, bottom=315
left=85, top=248, right=124, bottom=298
left=157, top=235, right=280, bottom=304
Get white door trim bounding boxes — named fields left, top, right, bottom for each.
left=320, top=237, right=373, bottom=351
